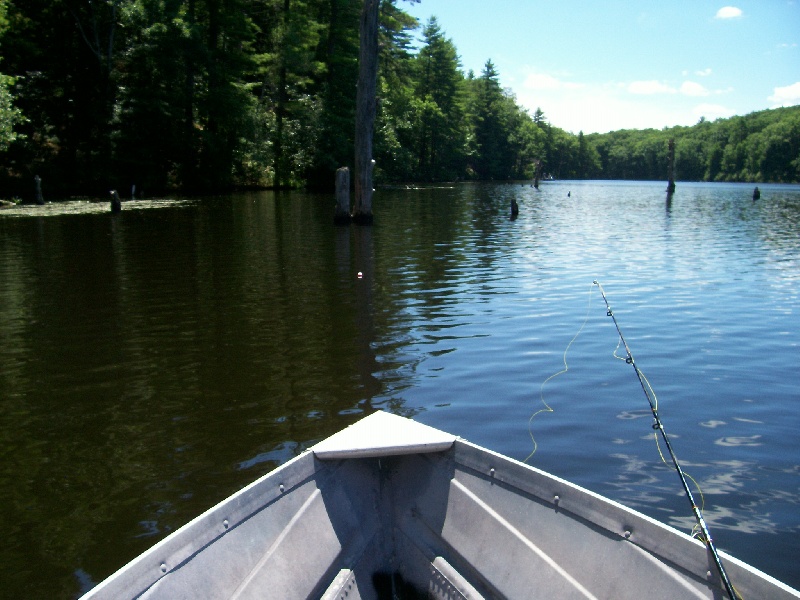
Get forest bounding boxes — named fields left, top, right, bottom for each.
left=0, top=0, right=798, bottom=200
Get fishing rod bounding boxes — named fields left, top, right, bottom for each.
left=593, top=280, right=739, bottom=600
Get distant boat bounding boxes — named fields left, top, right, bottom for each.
left=81, top=411, right=800, bottom=599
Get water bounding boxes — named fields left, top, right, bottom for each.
left=1, top=181, right=798, bottom=598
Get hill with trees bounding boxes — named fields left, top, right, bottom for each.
left=586, top=107, right=800, bottom=183
left=0, top=0, right=797, bottom=199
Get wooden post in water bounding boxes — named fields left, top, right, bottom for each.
left=352, top=0, right=379, bottom=225
left=110, top=190, right=122, bottom=213
left=34, top=175, right=44, bottom=204
left=533, top=160, right=541, bottom=189
left=334, top=166, right=351, bottom=225
left=666, top=139, right=676, bottom=194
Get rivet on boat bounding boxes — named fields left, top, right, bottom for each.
left=623, top=530, right=631, bottom=539
left=279, top=484, right=285, bottom=493
left=223, top=519, right=229, bottom=529
left=553, top=495, right=560, bottom=505
left=489, top=468, right=495, bottom=477
left=159, top=563, right=167, bottom=573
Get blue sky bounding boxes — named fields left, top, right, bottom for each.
left=402, top=0, right=800, bottom=133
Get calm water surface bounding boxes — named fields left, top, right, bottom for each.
left=1, top=181, right=798, bottom=598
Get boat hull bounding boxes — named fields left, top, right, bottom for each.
left=82, top=411, right=800, bottom=599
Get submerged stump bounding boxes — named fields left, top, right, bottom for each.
left=334, top=167, right=351, bottom=225
left=666, top=139, right=676, bottom=194
left=35, top=175, right=44, bottom=205
left=110, top=190, right=122, bottom=213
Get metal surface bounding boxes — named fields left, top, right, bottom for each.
left=81, top=411, right=800, bottom=600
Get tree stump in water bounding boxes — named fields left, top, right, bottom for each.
left=666, top=139, right=676, bottom=194
left=110, top=190, right=122, bottom=213
left=334, top=167, right=351, bottom=225
left=35, top=175, right=44, bottom=205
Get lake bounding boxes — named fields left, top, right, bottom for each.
left=1, top=180, right=798, bottom=598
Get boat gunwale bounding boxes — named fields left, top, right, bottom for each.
left=81, top=449, right=324, bottom=599
left=451, top=437, right=800, bottom=599
left=80, top=412, right=800, bottom=599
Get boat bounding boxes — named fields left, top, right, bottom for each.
left=81, top=410, right=800, bottom=599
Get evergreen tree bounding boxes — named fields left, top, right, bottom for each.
left=371, top=1, right=414, bottom=182
left=304, top=0, right=360, bottom=189
left=111, top=0, right=198, bottom=193
left=410, top=17, right=465, bottom=181
left=262, top=0, right=326, bottom=188
left=2, top=3, right=798, bottom=194
left=471, top=60, right=511, bottom=179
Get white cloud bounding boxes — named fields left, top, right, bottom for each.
left=715, top=6, right=743, bottom=19
left=692, top=103, right=737, bottom=121
left=768, top=81, right=800, bottom=107
left=627, top=80, right=676, bottom=95
left=680, top=81, right=711, bottom=97
left=516, top=78, right=704, bottom=134
left=516, top=68, right=743, bottom=133
left=695, top=68, right=713, bottom=77
left=522, top=72, right=583, bottom=91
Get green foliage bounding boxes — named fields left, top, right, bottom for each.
left=410, top=17, right=466, bottom=180
left=372, top=2, right=417, bottom=181
left=0, top=73, right=25, bottom=151
left=0, top=0, right=25, bottom=153
left=586, top=106, right=800, bottom=183
left=1, top=0, right=797, bottom=195
left=304, top=0, right=361, bottom=189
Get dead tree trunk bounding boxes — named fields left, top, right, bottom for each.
left=110, top=190, right=122, bottom=213
left=666, top=139, right=676, bottom=194
left=334, top=166, right=351, bottom=224
left=352, top=0, right=379, bottom=225
left=34, top=175, right=44, bottom=204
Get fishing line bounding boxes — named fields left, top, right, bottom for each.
left=615, top=338, right=709, bottom=540
left=593, top=280, right=740, bottom=600
left=525, top=283, right=595, bottom=463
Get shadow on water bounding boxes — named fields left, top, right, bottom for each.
left=0, top=192, right=417, bottom=597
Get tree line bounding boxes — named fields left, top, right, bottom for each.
left=1, top=0, right=798, bottom=200
left=585, top=107, right=800, bottom=183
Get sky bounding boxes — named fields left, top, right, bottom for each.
left=402, top=0, right=800, bottom=134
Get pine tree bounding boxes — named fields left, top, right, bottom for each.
left=471, top=60, right=511, bottom=180
left=412, top=17, right=466, bottom=180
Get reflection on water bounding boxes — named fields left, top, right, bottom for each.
left=0, top=197, right=197, bottom=217
left=715, top=435, right=763, bottom=447
left=1, top=182, right=799, bottom=596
